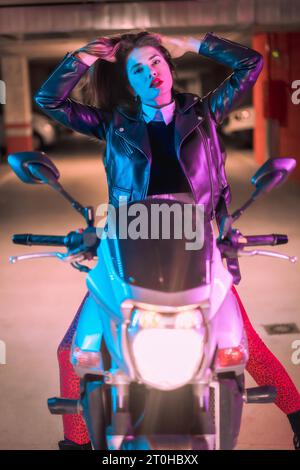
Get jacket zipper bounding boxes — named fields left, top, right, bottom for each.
left=178, top=153, right=196, bottom=203
left=198, top=126, right=216, bottom=220
left=120, top=139, right=134, bottom=158
left=177, top=120, right=204, bottom=205
left=115, top=129, right=150, bottom=199
left=143, top=171, right=151, bottom=199
left=115, top=129, right=149, bottom=162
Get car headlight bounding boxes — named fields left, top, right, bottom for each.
left=127, top=307, right=205, bottom=390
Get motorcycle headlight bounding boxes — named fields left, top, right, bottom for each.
left=128, top=307, right=205, bottom=390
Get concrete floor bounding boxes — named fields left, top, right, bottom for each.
left=0, top=135, right=299, bottom=450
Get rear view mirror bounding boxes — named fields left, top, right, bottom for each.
left=251, top=157, right=296, bottom=197
left=230, top=157, right=296, bottom=225
left=8, top=151, right=60, bottom=185
left=8, top=151, right=94, bottom=225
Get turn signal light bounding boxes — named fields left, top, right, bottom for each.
left=216, top=345, right=248, bottom=367
left=73, top=347, right=102, bottom=368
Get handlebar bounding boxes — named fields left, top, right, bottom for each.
left=11, top=228, right=100, bottom=271
left=13, top=234, right=67, bottom=247
left=243, top=234, right=288, bottom=246
left=12, top=228, right=99, bottom=252
left=217, top=231, right=296, bottom=264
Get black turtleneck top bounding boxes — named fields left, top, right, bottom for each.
left=146, top=119, right=190, bottom=195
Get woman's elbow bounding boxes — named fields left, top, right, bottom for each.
left=255, top=52, right=264, bottom=74
left=34, top=89, right=46, bottom=109
left=248, top=52, right=264, bottom=83
left=34, top=90, right=59, bottom=110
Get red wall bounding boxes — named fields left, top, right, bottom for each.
left=253, top=32, right=300, bottom=181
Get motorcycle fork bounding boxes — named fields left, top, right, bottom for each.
left=192, top=382, right=217, bottom=450
left=106, top=379, right=134, bottom=450
left=80, top=374, right=108, bottom=450
left=80, top=373, right=135, bottom=450
left=210, top=373, right=245, bottom=450
left=209, top=380, right=221, bottom=450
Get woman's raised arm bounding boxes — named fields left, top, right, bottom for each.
left=160, top=32, right=263, bottom=125
left=34, top=38, right=118, bottom=140
left=199, top=33, right=263, bottom=125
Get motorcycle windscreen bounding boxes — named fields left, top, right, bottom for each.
left=106, top=199, right=213, bottom=292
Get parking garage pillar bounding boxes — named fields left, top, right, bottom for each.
left=1, top=55, right=33, bottom=155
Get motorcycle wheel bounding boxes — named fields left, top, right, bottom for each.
left=81, top=376, right=108, bottom=450
left=217, top=374, right=244, bottom=450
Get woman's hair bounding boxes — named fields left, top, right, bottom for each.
left=80, top=31, right=177, bottom=115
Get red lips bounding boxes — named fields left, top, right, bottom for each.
left=150, top=78, right=163, bottom=87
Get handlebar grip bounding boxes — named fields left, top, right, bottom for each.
left=245, top=234, right=288, bottom=246
left=273, top=234, right=288, bottom=245
left=12, top=234, right=67, bottom=247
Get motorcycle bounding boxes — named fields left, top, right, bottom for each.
left=8, top=151, right=297, bottom=450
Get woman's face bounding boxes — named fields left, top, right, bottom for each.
left=126, top=46, right=173, bottom=106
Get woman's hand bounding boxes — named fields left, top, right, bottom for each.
left=74, top=37, right=119, bottom=66
left=158, top=34, right=204, bottom=58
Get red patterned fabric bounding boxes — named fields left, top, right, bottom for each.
left=57, top=293, right=90, bottom=445
left=57, top=289, right=300, bottom=444
left=232, top=286, right=300, bottom=415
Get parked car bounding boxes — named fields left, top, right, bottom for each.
left=221, top=105, right=254, bottom=148
left=0, top=112, right=58, bottom=153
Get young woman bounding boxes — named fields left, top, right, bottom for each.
left=35, top=31, right=300, bottom=450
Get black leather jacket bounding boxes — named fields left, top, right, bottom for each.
left=34, top=33, right=263, bottom=219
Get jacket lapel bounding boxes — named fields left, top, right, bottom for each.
left=115, top=107, right=152, bottom=162
left=115, top=93, right=204, bottom=162
left=174, top=94, right=204, bottom=159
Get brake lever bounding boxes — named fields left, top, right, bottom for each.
left=9, top=251, right=87, bottom=264
left=237, top=249, right=297, bottom=263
